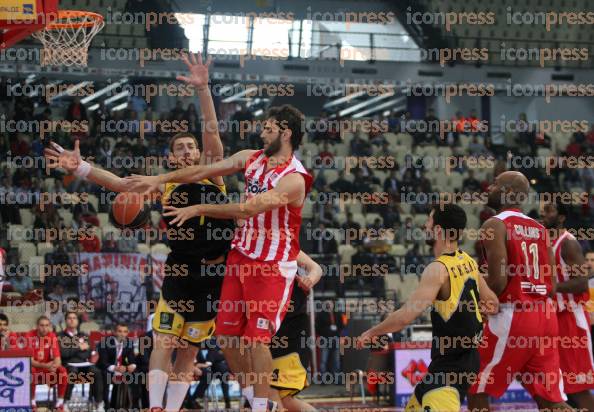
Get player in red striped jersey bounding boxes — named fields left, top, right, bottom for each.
left=541, top=201, right=594, bottom=410
left=126, top=105, right=312, bottom=412
left=467, top=171, right=573, bottom=412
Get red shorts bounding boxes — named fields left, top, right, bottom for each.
left=215, top=249, right=296, bottom=343
left=469, top=301, right=564, bottom=402
left=31, top=366, right=68, bottom=398
left=557, top=306, right=594, bottom=394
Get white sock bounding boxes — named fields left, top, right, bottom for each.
left=56, top=398, right=64, bottom=407
left=243, top=385, right=254, bottom=405
left=164, top=381, right=190, bottom=412
left=252, top=397, right=268, bottom=412
left=148, top=369, right=169, bottom=408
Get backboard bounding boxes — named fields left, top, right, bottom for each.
left=0, top=0, right=58, bottom=49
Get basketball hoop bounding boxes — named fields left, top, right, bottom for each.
left=32, top=10, right=104, bottom=67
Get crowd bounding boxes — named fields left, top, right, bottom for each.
left=0, top=310, right=232, bottom=410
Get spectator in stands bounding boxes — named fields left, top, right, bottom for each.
left=367, top=217, right=383, bottom=233
left=404, top=243, right=422, bottom=276
left=9, top=267, right=33, bottom=295
left=96, top=139, right=113, bottom=167
left=351, top=169, right=372, bottom=194
left=383, top=170, right=399, bottom=198
left=341, top=212, right=361, bottom=244
left=26, top=315, right=69, bottom=411
left=462, top=170, right=481, bottom=193
left=312, top=222, right=338, bottom=255
left=380, top=199, right=401, bottom=230
left=117, top=232, right=138, bottom=253
left=97, top=323, right=137, bottom=408
left=92, top=102, right=110, bottom=137
left=102, top=231, right=119, bottom=252
left=11, top=133, right=31, bottom=157
left=66, top=97, right=88, bottom=122
left=399, top=169, right=415, bottom=196
left=230, top=104, right=254, bottom=150
left=312, top=169, right=328, bottom=192
left=316, top=142, right=335, bottom=168
left=424, top=108, right=440, bottom=145
left=169, top=100, right=185, bottom=120
left=185, top=339, right=231, bottom=410
left=468, top=135, right=488, bottom=156
left=0, top=313, right=17, bottom=350
left=79, top=223, right=102, bottom=252
left=184, top=103, right=201, bottom=137
left=59, top=311, right=104, bottom=410
left=0, top=176, right=21, bottom=224
left=316, top=300, right=346, bottom=380
left=566, top=136, right=583, bottom=157
left=13, top=80, right=34, bottom=121
left=329, top=170, right=351, bottom=193
left=350, top=132, right=372, bottom=157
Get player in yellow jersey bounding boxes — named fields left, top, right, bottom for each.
left=44, top=52, right=231, bottom=412
left=358, top=204, right=499, bottom=411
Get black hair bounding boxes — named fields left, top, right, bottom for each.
left=0, top=313, right=8, bottom=324
left=553, top=201, right=570, bottom=218
left=431, top=203, right=467, bottom=241
left=266, top=104, right=305, bottom=150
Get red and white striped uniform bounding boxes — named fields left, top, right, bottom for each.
left=553, top=230, right=589, bottom=311
left=232, top=150, right=312, bottom=262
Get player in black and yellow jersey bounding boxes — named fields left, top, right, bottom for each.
left=358, top=204, right=499, bottom=411
left=44, top=52, right=232, bottom=412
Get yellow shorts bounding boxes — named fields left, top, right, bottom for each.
left=405, top=386, right=461, bottom=412
left=270, top=352, right=308, bottom=399
left=152, top=296, right=215, bottom=345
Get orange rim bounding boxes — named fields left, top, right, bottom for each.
left=44, top=10, right=104, bottom=30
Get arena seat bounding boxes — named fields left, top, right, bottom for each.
left=87, top=194, right=99, bottom=212
left=338, top=244, right=356, bottom=265
left=97, top=212, right=110, bottom=227
left=57, top=209, right=73, bottom=226
left=8, top=224, right=25, bottom=247
left=151, top=243, right=171, bottom=255
left=18, top=242, right=37, bottom=263
left=19, top=209, right=34, bottom=226
left=137, top=243, right=150, bottom=255
left=28, top=256, right=45, bottom=282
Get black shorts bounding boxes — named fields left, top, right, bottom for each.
left=270, top=313, right=310, bottom=397
left=408, top=350, right=479, bottom=411
left=153, top=255, right=226, bottom=345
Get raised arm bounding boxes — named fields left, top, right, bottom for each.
left=162, top=172, right=305, bottom=224
left=358, top=261, right=447, bottom=345
left=125, top=149, right=255, bottom=195
left=176, top=52, right=225, bottom=185
left=44, top=140, right=132, bottom=193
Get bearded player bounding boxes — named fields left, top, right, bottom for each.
left=44, top=52, right=233, bottom=412
left=467, top=171, right=573, bottom=412
left=541, top=201, right=594, bottom=410
left=125, top=104, right=312, bottom=412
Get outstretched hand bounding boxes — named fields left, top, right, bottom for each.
left=162, top=204, right=202, bottom=227
left=176, top=51, right=212, bottom=89
left=44, top=140, right=82, bottom=173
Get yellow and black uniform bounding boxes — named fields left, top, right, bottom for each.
left=270, top=280, right=310, bottom=398
left=405, top=250, right=483, bottom=412
left=152, top=180, right=235, bottom=345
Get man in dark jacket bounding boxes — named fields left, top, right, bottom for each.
left=58, top=311, right=104, bottom=409
left=97, top=323, right=137, bottom=408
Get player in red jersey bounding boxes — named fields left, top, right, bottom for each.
left=24, top=316, right=69, bottom=411
left=126, top=105, right=312, bottom=411
left=541, top=201, right=594, bottom=409
left=467, top=171, right=573, bottom=412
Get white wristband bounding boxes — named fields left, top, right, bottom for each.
left=74, top=160, right=91, bottom=178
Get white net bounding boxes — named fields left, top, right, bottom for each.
left=32, top=11, right=104, bottom=67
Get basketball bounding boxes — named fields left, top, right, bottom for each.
left=108, top=192, right=150, bottom=229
